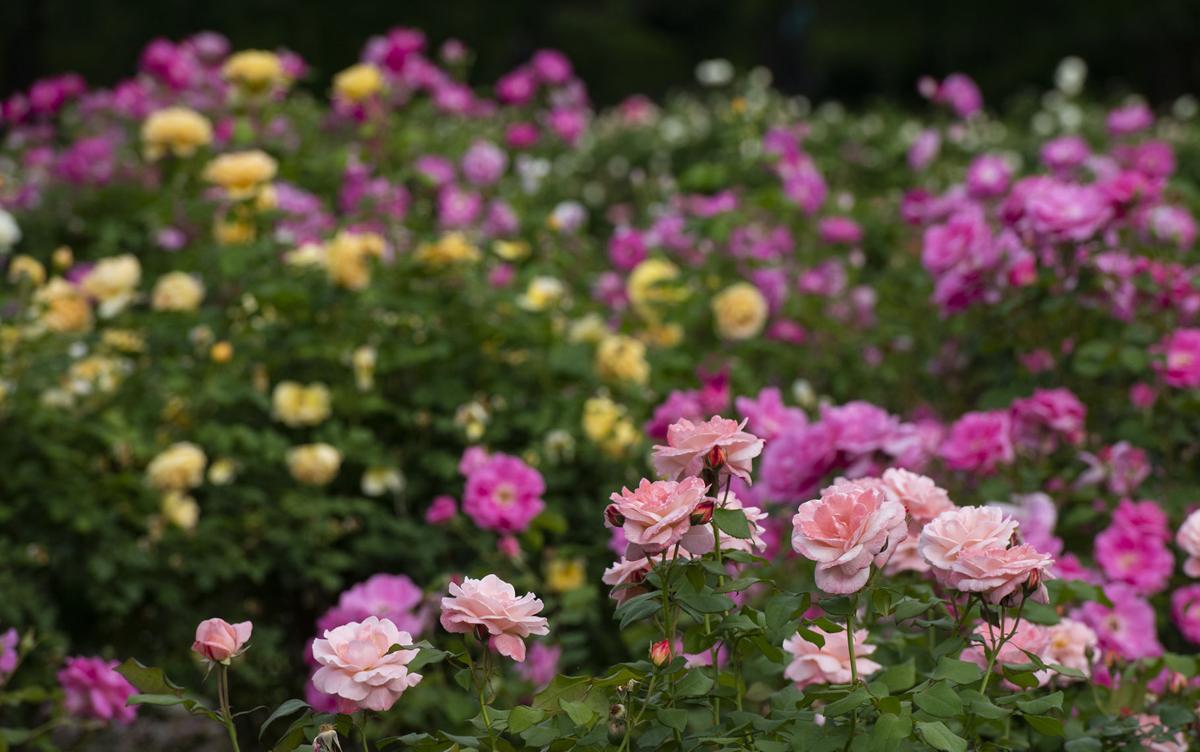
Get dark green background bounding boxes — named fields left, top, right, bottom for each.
left=2, top=0, right=1200, bottom=108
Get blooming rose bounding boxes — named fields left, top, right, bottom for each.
left=1070, top=583, right=1162, bottom=661
left=146, top=442, right=207, bottom=491
left=791, top=478, right=907, bottom=594
left=311, top=616, right=422, bottom=712
left=880, top=468, right=954, bottom=531
left=334, top=63, right=384, bottom=102
left=151, top=271, right=205, bottom=311
left=652, top=416, right=764, bottom=483
left=782, top=627, right=880, bottom=688
left=272, top=381, right=332, bottom=427
left=287, top=443, right=342, bottom=485
left=711, top=282, right=768, bottom=340
left=918, top=506, right=1018, bottom=581
left=606, top=477, right=711, bottom=559
left=203, top=150, right=278, bottom=198
left=222, top=50, right=287, bottom=93
left=595, top=334, right=649, bottom=385
left=58, top=657, right=138, bottom=725
left=1044, top=618, right=1098, bottom=680
left=1171, top=584, right=1200, bottom=644
left=192, top=618, right=252, bottom=664
left=943, top=542, right=1054, bottom=604
left=461, top=452, right=545, bottom=533
left=440, top=574, right=549, bottom=662
left=141, top=107, right=213, bottom=160
left=961, top=621, right=1053, bottom=687
left=81, top=254, right=141, bottom=317
left=939, top=410, right=1014, bottom=474
left=36, top=278, right=93, bottom=333
left=1177, top=509, right=1200, bottom=577
left=601, top=556, right=654, bottom=604
left=1156, top=328, right=1200, bottom=389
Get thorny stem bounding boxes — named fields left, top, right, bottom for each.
left=216, top=665, right=242, bottom=752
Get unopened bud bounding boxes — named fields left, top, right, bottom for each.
left=705, top=445, right=727, bottom=470
left=690, top=499, right=715, bottom=526
left=313, top=725, right=342, bottom=752
left=607, top=720, right=627, bottom=744
left=605, top=503, right=625, bottom=528
left=649, top=639, right=673, bottom=667
left=609, top=703, right=626, bottom=721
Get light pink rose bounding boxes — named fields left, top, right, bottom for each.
left=191, top=618, right=252, bottom=664
left=651, top=416, right=764, bottom=483
left=1177, top=509, right=1200, bottom=577
left=791, top=478, right=907, bottom=594
left=942, top=542, right=1054, bottom=604
left=1044, top=617, right=1098, bottom=680
left=606, top=477, right=712, bottom=559
left=1136, top=714, right=1188, bottom=752
left=310, top=616, right=423, bottom=712
left=439, top=574, right=549, bottom=662
left=960, top=621, right=1053, bottom=687
left=782, top=627, right=880, bottom=688
left=918, top=506, right=1017, bottom=581
left=601, top=557, right=653, bottom=604
left=882, top=532, right=930, bottom=575
left=880, top=468, right=954, bottom=531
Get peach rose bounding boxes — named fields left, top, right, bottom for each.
left=1177, top=509, right=1200, bottom=577
left=880, top=468, right=955, bottom=531
left=961, top=621, right=1053, bottom=687
left=942, top=542, right=1054, bottom=604
left=311, top=616, right=422, bottom=712
left=440, top=575, right=549, bottom=662
left=782, top=627, right=880, bottom=688
left=605, top=477, right=712, bottom=559
left=1044, top=617, right=1098, bottom=680
left=191, top=618, right=252, bottom=664
left=918, top=506, right=1018, bottom=582
left=651, top=416, right=764, bottom=483
left=791, top=479, right=906, bottom=594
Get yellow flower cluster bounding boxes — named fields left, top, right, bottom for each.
left=712, top=281, right=768, bottom=340
left=595, top=334, right=649, bottom=385
left=151, top=272, right=205, bottom=312
left=35, top=279, right=93, bottom=333
left=582, top=395, right=640, bottom=457
left=334, top=63, right=385, bottom=103
left=146, top=442, right=207, bottom=492
left=326, top=231, right=386, bottom=290
left=628, top=258, right=687, bottom=318
left=416, top=232, right=481, bottom=268
left=271, top=381, right=332, bottom=427
left=203, top=150, right=278, bottom=199
left=81, top=254, right=141, bottom=318
left=287, top=443, right=342, bottom=485
left=222, top=50, right=288, bottom=95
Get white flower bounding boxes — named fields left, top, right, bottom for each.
left=0, top=209, right=21, bottom=251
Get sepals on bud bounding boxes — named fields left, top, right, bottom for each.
left=690, top=499, right=715, bottom=526
left=649, top=639, right=673, bottom=667
left=605, top=503, right=625, bottom=528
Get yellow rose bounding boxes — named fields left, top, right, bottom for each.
left=207, top=458, right=237, bottom=485
left=51, top=246, right=74, bottom=269
left=101, top=328, right=145, bottom=353
left=35, top=278, right=93, bottom=333
left=416, top=232, right=481, bottom=267
left=640, top=322, right=683, bottom=348
left=7, top=255, right=45, bottom=285
left=712, top=281, right=768, bottom=340
left=361, top=467, right=404, bottom=497
left=271, top=381, right=332, bottom=427
left=326, top=231, right=385, bottom=290
left=81, top=254, right=141, bottom=317
left=287, top=443, right=342, bottom=486
left=285, top=242, right=327, bottom=267
left=595, top=334, right=649, bottom=385
left=545, top=558, right=587, bottom=592
left=161, top=491, right=200, bottom=530
left=210, top=341, right=234, bottom=363
left=582, top=396, right=622, bottom=442
left=492, top=239, right=530, bottom=261
left=141, top=107, right=213, bottom=160
left=202, top=150, right=278, bottom=198
left=213, top=214, right=257, bottom=245
left=628, top=258, right=687, bottom=311
left=222, top=50, right=288, bottom=94
left=334, top=63, right=384, bottom=103
left=151, top=271, right=205, bottom=311
left=146, top=442, right=207, bottom=492
left=518, top=276, right=566, bottom=311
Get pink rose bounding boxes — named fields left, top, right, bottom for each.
left=1044, top=618, right=1098, bottom=680
left=425, top=495, right=458, bottom=525
left=918, top=506, right=1018, bottom=582
left=605, top=477, right=712, bottom=559
left=1177, top=510, right=1200, bottom=577
left=939, top=410, right=1014, bottom=474
left=880, top=468, right=954, bottom=531
left=58, top=657, right=138, bottom=725
left=651, top=416, right=764, bottom=483
left=791, top=478, right=907, bottom=594
left=601, top=556, right=654, bottom=604
left=1155, top=328, right=1200, bottom=388
left=440, top=574, right=549, bottom=662
left=961, top=621, right=1053, bottom=687
left=782, top=627, right=880, bottom=688
left=311, top=616, right=423, bottom=712
left=191, top=618, right=252, bottom=664
left=942, top=542, right=1054, bottom=604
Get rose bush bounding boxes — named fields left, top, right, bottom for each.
left=0, top=26, right=1199, bottom=750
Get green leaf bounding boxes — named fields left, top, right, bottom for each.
left=260, top=699, right=309, bottom=741
left=1016, top=691, right=1063, bottom=715
left=656, top=708, right=688, bottom=732
left=893, top=597, right=937, bottom=621
left=615, top=592, right=661, bottom=629
left=128, top=693, right=190, bottom=707
left=869, top=713, right=911, bottom=752
left=507, top=705, right=546, bottom=733
left=560, top=699, right=597, bottom=727
left=959, top=690, right=1009, bottom=720
left=913, top=682, right=962, bottom=718
left=714, top=507, right=752, bottom=539
left=1005, top=670, right=1041, bottom=689
left=1064, top=739, right=1102, bottom=752
left=1023, top=714, right=1064, bottom=736
left=932, top=657, right=984, bottom=685
left=915, top=721, right=967, bottom=752
left=823, top=688, right=871, bottom=717
left=677, top=592, right=734, bottom=613
left=115, top=659, right=184, bottom=697
left=674, top=670, right=714, bottom=696
left=878, top=658, right=916, bottom=692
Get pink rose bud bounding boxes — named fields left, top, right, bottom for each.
left=649, top=639, right=672, bottom=667
left=689, top=499, right=715, bottom=526
left=191, top=618, right=252, bottom=664
left=705, top=445, right=727, bottom=470
left=604, top=504, right=625, bottom=528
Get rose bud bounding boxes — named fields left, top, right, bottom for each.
left=649, top=639, right=672, bottom=667
left=690, top=499, right=715, bottom=526
left=609, top=703, right=626, bottom=721
left=191, top=618, right=253, bottom=665
left=607, top=720, right=627, bottom=744
left=705, top=445, right=727, bottom=470
left=313, top=725, right=342, bottom=752
left=604, top=503, right=625, bottom=528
